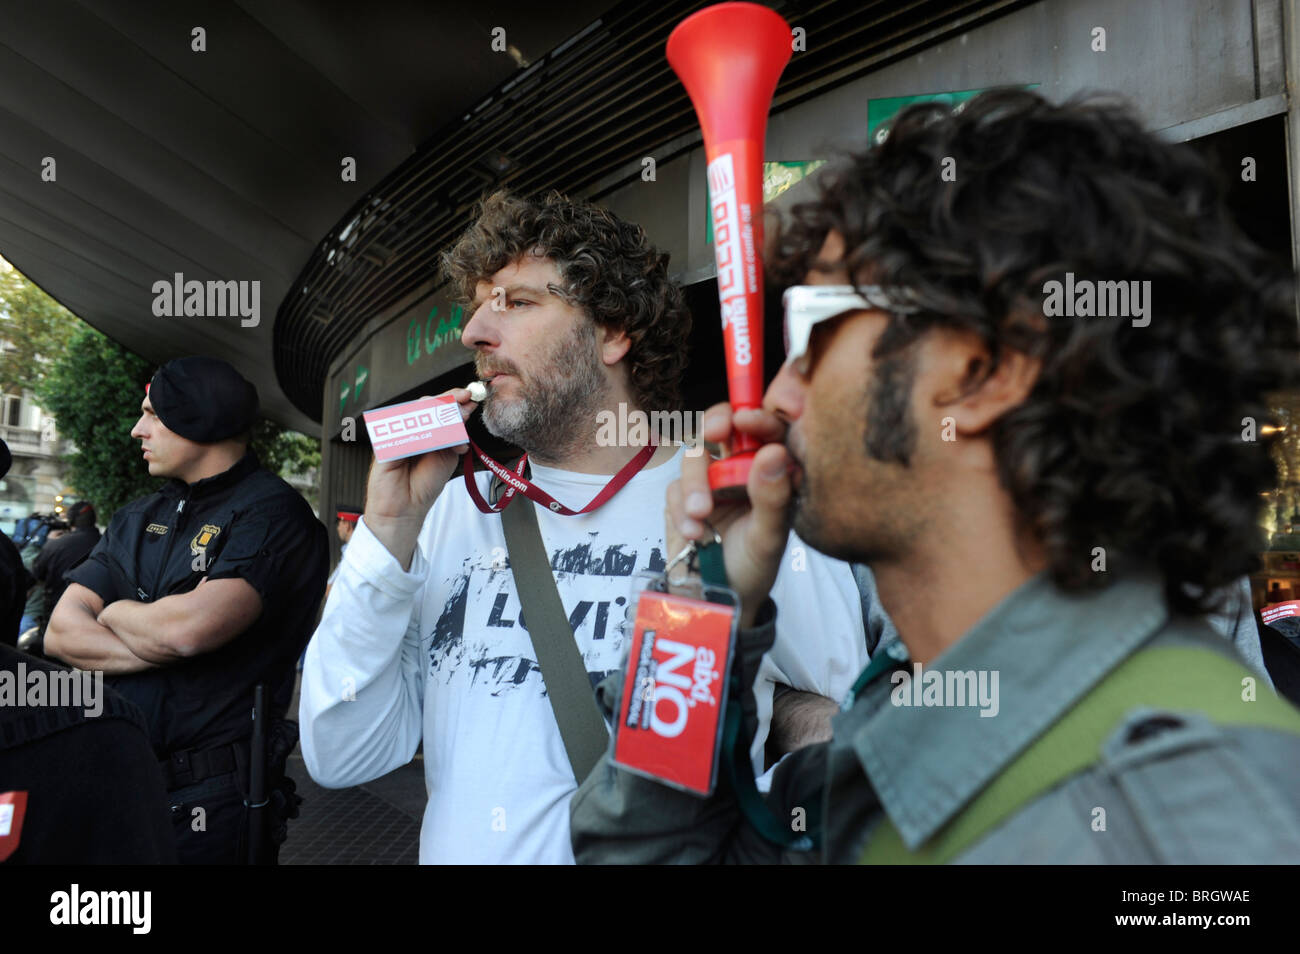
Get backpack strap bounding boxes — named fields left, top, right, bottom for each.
left=493, top=465, right=609, bottom=785
left=860, top=645, right=1300, bottom=864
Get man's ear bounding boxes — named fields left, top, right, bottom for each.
left=931, top=329, right=1041, bottom=436
left=599, top=325, right=633, bottom=367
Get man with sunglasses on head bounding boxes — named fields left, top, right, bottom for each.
left=571, top=89, right=1300, bottom=863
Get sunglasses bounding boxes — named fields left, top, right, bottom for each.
left=781, top=284, right=919, bottom=375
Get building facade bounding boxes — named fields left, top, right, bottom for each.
left=287, top=0, right=1297, bottom=583
left=0, top=387, right=69, bottom=530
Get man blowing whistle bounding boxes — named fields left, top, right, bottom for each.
left=299, top=191, right=869, bottom=864
left=570, top=89, right=1300, bottom=864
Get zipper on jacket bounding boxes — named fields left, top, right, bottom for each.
left=145, top=497, right=187, bottom=600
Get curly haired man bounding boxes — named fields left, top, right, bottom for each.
left=300, top=191, right=867, bottom=863
left=572, top=89, right=1300, bottom=863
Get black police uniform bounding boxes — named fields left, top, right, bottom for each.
left=65, top=451, right=327, bottom=864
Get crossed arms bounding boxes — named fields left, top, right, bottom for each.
left=45, top=579, right=263, bottom=673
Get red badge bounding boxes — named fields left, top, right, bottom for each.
left=613, top=591, right=735, bottom=795
left=1262, top=599, right=1300, bottom=624
left=0, top=791, right=28, bottom=863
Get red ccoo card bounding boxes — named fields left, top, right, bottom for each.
left=363, top=395, right=469, bottom=462
left=614, top=590, right=735, bottom=796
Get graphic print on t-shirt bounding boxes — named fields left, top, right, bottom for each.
left=428, top=532, right=667, bottom=696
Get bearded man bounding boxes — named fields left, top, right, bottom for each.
left=299, top=190, right=870, bottom=864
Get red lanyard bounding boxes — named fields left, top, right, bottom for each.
left=464, top=440, right=658, bottom=515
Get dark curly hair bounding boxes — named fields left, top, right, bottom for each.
left=772, top=88, right=1298, bottom=615
left=442, top=190, right=691, bottom=413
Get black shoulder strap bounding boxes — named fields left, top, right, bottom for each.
left=498, top=489, right=609, bottom=785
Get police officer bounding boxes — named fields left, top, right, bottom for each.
left=323, top=505, right=362, bottom=602
left=45, top=356, right=328, bottom=864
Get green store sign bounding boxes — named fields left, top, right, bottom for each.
left=867, top=84, right=1039, bottom=145
left=333, top=297, right=473, bottom=423
left=407, top=303, right=466, bottom=366
left=339, top=363, right=368, bottom=416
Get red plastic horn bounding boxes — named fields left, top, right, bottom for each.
left=668, top=2, right=792, bottom=498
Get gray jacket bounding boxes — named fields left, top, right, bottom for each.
left=571, top=572, right=1300, bottom=863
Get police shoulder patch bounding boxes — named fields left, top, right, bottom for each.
left=190, top=523, right=222, bottom=555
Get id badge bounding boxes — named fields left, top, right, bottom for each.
left=612, top=575, right=738, bottom=796
left=0, top=791, right=28, bottom=862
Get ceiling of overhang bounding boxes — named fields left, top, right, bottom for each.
left=275, top=0, right=1035, bottom=422
left=0, top=0, right=611, bottom=433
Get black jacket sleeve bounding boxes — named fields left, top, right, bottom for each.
left=201, top=496, right=323, bottom=603
left=63, top=517, right=131, bottom=605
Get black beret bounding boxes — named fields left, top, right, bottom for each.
left=0, top=438, right=10, bottom=481
left=147, top=356, right=259, bottom=443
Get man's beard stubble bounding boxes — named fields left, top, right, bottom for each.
left=790, top=345, right=920, bottom=564
left=478, top=319, right=610, bottom=463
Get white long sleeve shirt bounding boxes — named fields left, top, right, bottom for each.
left=300, top=448, right=865, bottom=863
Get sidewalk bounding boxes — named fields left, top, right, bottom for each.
left=280, top=674, right=424, bottom=865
